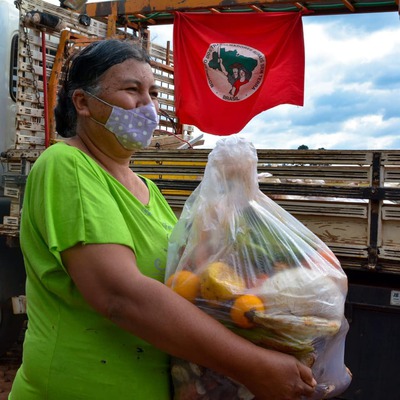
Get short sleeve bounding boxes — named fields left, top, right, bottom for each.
left=23, top=143, right=134, bottom=253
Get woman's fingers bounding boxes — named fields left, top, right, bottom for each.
left=298, top=361, right=317, bottom=386
left=298, top=361, right=317, bottom=398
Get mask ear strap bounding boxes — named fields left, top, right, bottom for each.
left=89, top=116, right=107, bottom=129
left=84, top=90, right=113, bottom=108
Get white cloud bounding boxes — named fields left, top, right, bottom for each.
left=149, top=25, right=174, bottom=47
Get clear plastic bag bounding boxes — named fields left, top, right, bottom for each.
left=166, top=136, right=352, bottom=399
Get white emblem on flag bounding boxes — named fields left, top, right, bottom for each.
left=203, top=43, right=266, bottom=102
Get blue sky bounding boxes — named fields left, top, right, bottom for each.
left=149, top=12, right=400, bottom=150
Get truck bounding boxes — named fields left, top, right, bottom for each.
left=0, top=0, right=399, bottom=398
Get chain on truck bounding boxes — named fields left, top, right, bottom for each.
left=0, top=0, right=400, bottom=398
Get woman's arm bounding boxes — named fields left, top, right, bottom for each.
left=62, top=243, right=316, bottom=400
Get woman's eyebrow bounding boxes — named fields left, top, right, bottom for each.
left=121, top=78, right=141, bottom=85
left=121, top=78, right=160, bottom=91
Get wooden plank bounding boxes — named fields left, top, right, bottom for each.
left=17, top=76, right=44, bottom=91
left=150, top=134, right=184, bottom=147
left=384, top=168, right=400, bottom=183
left=380, top=247, right=400, bottom=262
left=155, top=84, right=175, bottom=96
left=17, top=90, right=43, bottom=105
left=20, top=48, right=56, bottom=65
left=157, top=97, right=176, bottom=108
left=291, top=215, right=369, bottom=247
left=381, top=205, right=400, bottom=252
left=258, top=165, right=371, bottom=182
left=17, top=106, right=44, bottom=118
left=156, top=118, right=176, bottom=129
left=381, top=151, right=400, bottom=165
left=256, top=149, right=373, bottom=165
left=152, top=71, right=174, bottom=86
left=274, top=199, right=368, bottom=218
left=16, top=133, right=45, bottom=145
left=22, top=33, right=59, bottom=50
left=382, top=205, right=400, bottom=221
left=17, top=120, right=44, bottom=132
left=3, top=149, right=43, bottom=161
left=19, top=62, right=43, bottom=77
left=133, top=149, right=379, bottom=165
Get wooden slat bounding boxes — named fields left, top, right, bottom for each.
left=382, top=205, right=400, bottom=220
left=20, top=48, right=56, bottom=65
left=382, top=151, right=400, bottom=165
left=152, top=71, right=174, bottom=86
left=16, top=133, right=45, bottom=145
left=274, top=200, right=368, bottom=218
left=155, top=85, right=175, bottom=96
left=17, top=76, right=44, bottom=91
left=384, top=168, right=400, bottom=182
left=17, top=106, right=44, bottom=118
left=256, top=149, right=373, bottom=165
left=17, top=120, right=44, bottom=132
left=258, top=165, right=371, bottom=182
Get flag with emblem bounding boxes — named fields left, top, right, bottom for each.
left=173, top=12, right=305, bottom=135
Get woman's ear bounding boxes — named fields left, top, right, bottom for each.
left=72, top=89, right=91, bottom=117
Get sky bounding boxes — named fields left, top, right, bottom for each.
left=148, top=12, right=400, bottom=150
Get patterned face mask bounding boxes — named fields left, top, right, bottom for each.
left=85, top=91, right=159, bottom=150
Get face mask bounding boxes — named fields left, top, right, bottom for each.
left=85, top=91, right=159, bottom=150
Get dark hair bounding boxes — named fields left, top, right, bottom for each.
left=55, top=39, right=151, bottom=138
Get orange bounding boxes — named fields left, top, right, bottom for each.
left=166, top=270, right=201, bottom=302
left=318, top=248, right=341, bottom=269
left=230, top=294, right=265, bottom=329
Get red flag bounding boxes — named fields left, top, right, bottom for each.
left=173, top=12, right=305, bottom=135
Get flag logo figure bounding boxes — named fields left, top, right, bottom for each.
left=203, top=43, right=266, bottom=102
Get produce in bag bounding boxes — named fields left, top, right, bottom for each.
left=165, top=136, right=352, bottom=400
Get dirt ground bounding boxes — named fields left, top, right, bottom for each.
left=0, top=341, right=22, bottom=400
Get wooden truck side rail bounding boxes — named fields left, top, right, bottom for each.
left=131, top=148, right=400, bottom=275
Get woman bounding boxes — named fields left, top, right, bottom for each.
left=9, top=39, right=316, bottom=400
left=232, top=67, right=250, bottom=97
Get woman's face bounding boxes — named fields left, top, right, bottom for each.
left=90, top=58, right=159, bottom=124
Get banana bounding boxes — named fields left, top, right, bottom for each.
left=200, top=261, right=246, bottom=303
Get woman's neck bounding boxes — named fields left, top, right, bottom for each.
left=66, top=135, right=149, bottom=204
left=69, top=134, right=130, bottom=169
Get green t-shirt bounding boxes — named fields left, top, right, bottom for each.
left=10, top=142, right=178, bottom=400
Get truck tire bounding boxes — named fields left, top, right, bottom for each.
left=0, top=197, right=27, bottom=357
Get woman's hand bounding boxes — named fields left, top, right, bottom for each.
left=243, top=348, right=316, bottom=400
